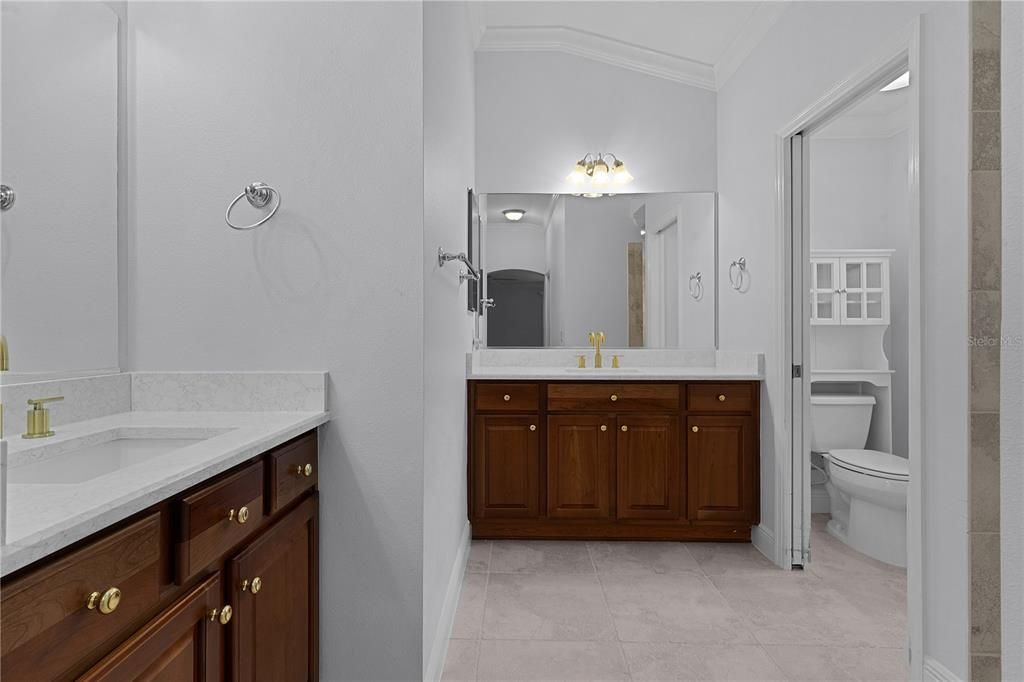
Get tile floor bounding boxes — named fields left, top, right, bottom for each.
left=442, top=515, right=907, bottom=681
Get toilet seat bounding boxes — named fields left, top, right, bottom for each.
left=826, top=449, right=909, bottom=481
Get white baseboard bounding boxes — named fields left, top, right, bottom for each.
left=923, top=656, right=963, bottom=682
left=423, top=521, right=472, bottom=682
left=751, top=524, right=780, bottom=566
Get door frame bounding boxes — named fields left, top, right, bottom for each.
left=773, top=18, right=923, bottom=679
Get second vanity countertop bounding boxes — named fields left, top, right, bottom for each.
left=1, top=409, right=329, bottom=577
left=466, top=349, right=764, bottom=381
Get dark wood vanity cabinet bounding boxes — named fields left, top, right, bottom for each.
left=0, top=430, right=320, bottom=682
left=469, top=380, right=759, bottom=541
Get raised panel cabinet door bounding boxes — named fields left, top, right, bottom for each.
left=616, top=416, right=681, bottom=520
left=229, top=495, right=317, bottom=682
left=472, top=415, right=541, bottom=518
left=546, top=415, right=613, bottom=519
left=79, top=573, right=226, bottom=682
left=687, top=416, right=758, bottom=523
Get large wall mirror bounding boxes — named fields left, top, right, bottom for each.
left=0, top=2, right=120, bottom=381
left=478, top=192, right=717, bottom=349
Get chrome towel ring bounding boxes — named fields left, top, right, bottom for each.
left=688, top=272, right=703, bottom=300
left=225, top=182, right=281, bottom=230
left=729, top=257, right=748, bottom=291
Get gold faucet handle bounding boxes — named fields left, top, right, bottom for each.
left=28, top=396, right=64, bottom=408
left=612, top=355, right=621, bottom=369
left=577, top=354, right=587, bottom=368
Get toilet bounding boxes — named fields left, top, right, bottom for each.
left=811, top=394, right=908, bottom=567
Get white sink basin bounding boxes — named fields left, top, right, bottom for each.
left=565, top=367, right=642, bottom=373
left=7, top=428, right=231, bottom=485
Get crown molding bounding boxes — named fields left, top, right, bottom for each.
left=476, top=25, right=716, bottom=91
left=714, top=1, right=790, bottom=89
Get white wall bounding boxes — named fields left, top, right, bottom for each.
left=1, top=2, right=118, bottom=374
left=716, top=2, right=969, bottom=676
left=809, top=133, right=910, bottom=457
left=423, top=2, right=476, bottom=679
left=475, top=50, right=717, bottom=194
left=485, top=223, right=547, bottom=274
left=127, top=4, right=425, bottom=679
left=1001, top=1, right=1023, bottom=676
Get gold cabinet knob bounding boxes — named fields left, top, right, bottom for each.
left=87, top=587, right=121, bottom=615
left=295, top=463, right=314, bottom=477
left=228, top=506, right=250, bottom=524
left=600, top=425, right=607, bottom=432
left=503, top=394, right=511, bottom=402
left=692, top=426, right=700, bottom=433
left=610, top=394, right=618, bottom=402
left=621, top=425, right=628, bottom=432
left=210, top=605, right=233, bottom=625
left=718, top=394, right=726, bottom=402
left=242, top=576, right=263, bottom=594
left=529, top=424, right=537, bottom=431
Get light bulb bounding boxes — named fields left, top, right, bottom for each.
left=566, top=160, right=587, bottom=184
left=591, top=160, right=610, bottom=185
left=612, top=160, right=634, bottom=184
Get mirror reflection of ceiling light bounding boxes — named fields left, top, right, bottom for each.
left=502, top=209, right=526, bottom=221
left=880, top=71, right=910, bottom=92
left=566, top=153, right=634, bottom=195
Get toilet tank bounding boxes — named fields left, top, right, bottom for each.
left=810, top=394, right=876, bottom=452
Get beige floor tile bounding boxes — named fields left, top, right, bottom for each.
left=687, top=542, right=782, bottom=577
left=442, top=639, right=480, bottom=681
left=624, top=642, right=787, bottom=681
left=589, top=541, right=701, bottom=576
left=468, top=541, right=493, bottom=574
left=452, top=572, right=487, bottom=639
left=712, top=573, right=898, bottom=647
left=477, top=640, right=629, bottom=681
left=807, top=526, right=906, bottom=580
left=764, top=644, right=908, bottom=681
left=489, top=540, right=595, bottom=574
left=601, top=572, right=755, bottom=644
left=483, top=572, right=616, bottom=641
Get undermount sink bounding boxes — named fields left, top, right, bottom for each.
left=7, top=428, right=231, bottom=485
left=565, top=367, right=641, bottom=373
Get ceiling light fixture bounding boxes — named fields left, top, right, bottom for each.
left=502, top=209, right=526, bottom=221
left=880, top=70, right=910, bottom=92
left=566, top=153, right=634, bottom=196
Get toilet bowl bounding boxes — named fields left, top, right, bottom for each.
left=810, top=394, right=908, bottom=567
left=823, top=449, right=908, bottom=567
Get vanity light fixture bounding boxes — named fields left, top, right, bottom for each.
left=880, top=70, right=910, bottom=92
left=502, top=208, right=526, bottom=221
left=566, top=153, right=634, bottom=192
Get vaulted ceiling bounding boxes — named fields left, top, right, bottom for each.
left=470, top=1, right=790, bottom=90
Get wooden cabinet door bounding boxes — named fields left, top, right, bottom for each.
left=616, top=416, right=680, bottom=520
left=546, top=415, right=613, bottom=519
left=79, top=573, right=225, bottom=681
left=687, top=416, right=758, bottom=522
left=229, top=495, right=317, bottom=682
left=472, top=415, right=540, bottom=518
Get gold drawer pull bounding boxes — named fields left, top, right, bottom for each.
left=529, top=424, right=537, bottom=431
left=610, top=394, right=618, bottom=402
left=241, top=576, right=263, bottom=594
left=692, top=426, right=700, bottom=433
left=209, top=605, right=233, bottom=625
left=228, top=506, right=250, bottom=524
left=621, top=425, right=628, bottom=432
left=600, top=425, right=607, bottom=432
left=503, top=394, right=511, bottom=402
left=294, top=463, right=314, bottom=477
left=86, top=587, right=121, bottom=615
left=718, top=394, right=727, bottom=402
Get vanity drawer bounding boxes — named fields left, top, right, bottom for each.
left=474, top=383, right=540, bottom=412
left=547, top=384, right=679, bottom=412
left=175, top=461, right=264, bottom=583
left=687, top=383, right=756, bottom=413
left=269, top=432, right=318, bottom=513
left=1, top=513, right=162, bottom=681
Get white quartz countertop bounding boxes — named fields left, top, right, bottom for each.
left=466, top=366, right=763, bottom=380
left=1, top=410, right=328, bottom=577
left=466, top=349, right=764, bottom=381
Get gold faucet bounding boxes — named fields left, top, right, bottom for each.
left=0, top=334, right=9, bottom=372
left=23, top=396, right=64, bottom=439
left=588, top=331, right=606, bottom=369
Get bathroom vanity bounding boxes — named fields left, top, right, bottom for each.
left=468, top=369, right=761, bottom=541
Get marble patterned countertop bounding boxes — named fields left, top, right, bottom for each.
left=466, top=349, right=764, bottom=380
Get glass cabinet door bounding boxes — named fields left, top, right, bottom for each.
left=840, top=258, right=888, bottom=324
left=810, top=259, right=840, bottom=325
